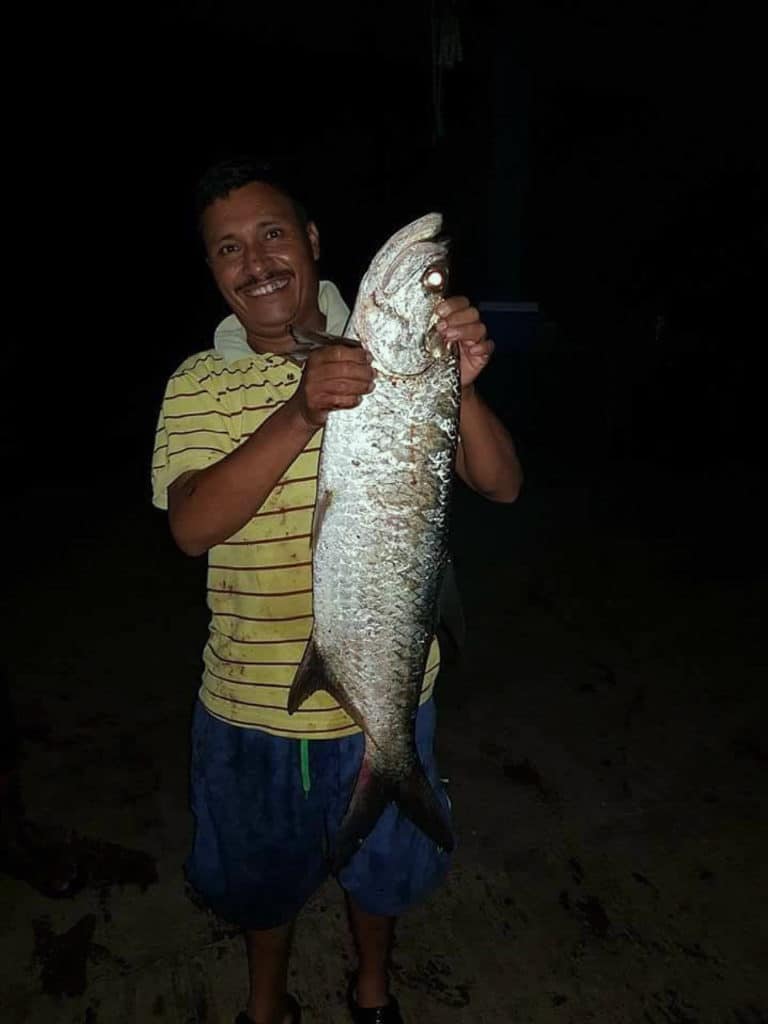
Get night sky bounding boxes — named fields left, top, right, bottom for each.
left=9, top=0, right=764, bottom=480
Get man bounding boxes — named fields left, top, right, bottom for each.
left=152, top=158, right=522, bottom=1024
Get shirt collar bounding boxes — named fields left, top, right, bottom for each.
left=213, top=280, right=351, bottom=365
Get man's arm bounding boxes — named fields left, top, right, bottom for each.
left=455, top=386, right=522, bottom=502
left=168, top=345, right=374, bottom=556
left=437, top=297, right=522, bottom=504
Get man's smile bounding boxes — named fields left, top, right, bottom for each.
left=239, top=275, right=291, bottom=298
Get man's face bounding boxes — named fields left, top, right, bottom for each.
left=202, top=181, right=322, bottom=350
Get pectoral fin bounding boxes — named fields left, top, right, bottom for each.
left=287, top=638, right=327, bottom=713
left=312, top=488, right=333, bottom=553
left=287, top=639, right=365, bottom=733
left=289, top=325, right=363, bottom=361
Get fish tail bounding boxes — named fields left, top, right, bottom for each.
left=396, top=759, right=455, bottom=853
left=331, top=754, right=454, bottom=872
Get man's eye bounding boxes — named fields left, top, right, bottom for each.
left=265, top=228, right=282, bottom=240
left=219, top=244, right=239, bottom=256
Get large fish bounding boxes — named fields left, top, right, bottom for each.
left=289, top=213, right=459, bottom=869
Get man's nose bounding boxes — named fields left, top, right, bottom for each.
left=243, top=240, right=268, bottom=275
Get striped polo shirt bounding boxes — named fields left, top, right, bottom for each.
left=151, top=282, right=440, bottom=738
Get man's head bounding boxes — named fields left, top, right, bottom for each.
left=195, top=158, right=323, bottom=352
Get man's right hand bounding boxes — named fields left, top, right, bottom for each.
left=290, top=345, right=375, bottom=428
left=167, top=344, right=375, bottom=557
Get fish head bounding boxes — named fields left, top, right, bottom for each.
left=353, top=213, right=450, bottom=376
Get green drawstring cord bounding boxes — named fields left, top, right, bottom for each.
left=300, top=739, right=311, bottom=798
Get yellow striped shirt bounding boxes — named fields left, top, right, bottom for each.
left=151, top=287, right=440, bottom=738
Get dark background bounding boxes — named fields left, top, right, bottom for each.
left=3, top=4, right=767, bottom=1017
left=8, top=0, right=765, bottom=489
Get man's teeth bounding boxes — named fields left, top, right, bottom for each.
left=246, top=278, right=289, bottom=297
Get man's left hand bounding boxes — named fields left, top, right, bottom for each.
left=436, top=297, right=495, bottom=389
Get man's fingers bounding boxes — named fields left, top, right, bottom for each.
left=438, top=306, right=482, bottom=330
left=464, top=338, right=495, bottom=358
left=315, top=379, right=373, bottom=398
left=444, top=322, right=487, bottom=345
left=312, top=392, right=364, bottom=412
left=437, top=296, right=471, bottom=317
left=307, top=349, right=373, bottom=381
left=311, top=360, right=374, bottom=385
left=312, top=344, right=372, bottom=365
left=328, top=394, right=363, bottom=409
left=313, top=372, right=375, bottom=394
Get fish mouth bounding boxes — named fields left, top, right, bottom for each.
left=380, top=241, right=448, bottom=296
left=354, top=213, right=453, bottom=378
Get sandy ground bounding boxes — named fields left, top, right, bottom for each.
left=1, top=450, right=766, bottom=1023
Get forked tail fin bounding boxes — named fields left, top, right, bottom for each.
left=331, top=753, right=454, bottom=872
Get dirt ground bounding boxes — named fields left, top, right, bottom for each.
left=2, top=445, right=766, bottom=1023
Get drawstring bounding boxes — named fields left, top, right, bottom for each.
left=300, top=738, right=311, bottom=798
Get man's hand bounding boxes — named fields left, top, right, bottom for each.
left=290, top=345, right=375, bottom=428
left=167, top=342, right=374, bottom=555
left=435, top=296, right=522, bottom=503
left=435, top=296, right=494, bottom=389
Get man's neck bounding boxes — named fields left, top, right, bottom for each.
left=245, top=307, right=326, bottom=355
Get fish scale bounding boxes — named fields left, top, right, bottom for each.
left=288, top=213, right=459, bottom=869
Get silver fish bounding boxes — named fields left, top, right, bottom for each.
left=289, top=213, right=459, bottom=869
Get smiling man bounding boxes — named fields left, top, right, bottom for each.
left=205, top=178, right=325, bottom=347
left=151, top=158, right=522, bottom=1024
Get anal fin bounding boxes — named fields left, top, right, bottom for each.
left=289, top=325, right=363, bottom=360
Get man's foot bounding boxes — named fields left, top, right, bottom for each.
left=235, top=993, right=301, bottom=1024
left=347, top=976, right=404, bottom=1023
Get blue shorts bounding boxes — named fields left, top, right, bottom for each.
left=186, top=699, right=452, bottom=930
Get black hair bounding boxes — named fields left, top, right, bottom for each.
left=194, top=156, right=310, bottom=232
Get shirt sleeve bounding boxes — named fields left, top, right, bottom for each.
left=151, top=358, right=234, bottom=510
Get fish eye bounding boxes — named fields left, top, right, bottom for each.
left=422, top=265, right=446, bottom=293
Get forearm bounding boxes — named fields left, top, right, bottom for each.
left=456, top=385, right=522, bottom=502
left=168, top=397, right=317, bottom=556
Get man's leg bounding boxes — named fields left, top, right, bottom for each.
left=337, top=701, right=452, bottom=1020
left=187, top=704, right=331, bottom=1021
left=346, top=897, right=395, bottom=1008
left=244, top=921, right=295, bottom=1023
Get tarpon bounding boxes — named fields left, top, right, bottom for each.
left=289, top=213, right=459, bottom=869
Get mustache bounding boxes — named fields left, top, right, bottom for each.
left=235, top=270, right=291, bottom=293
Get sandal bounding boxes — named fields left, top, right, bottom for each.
left=235, top=993, right=301, bottom=1024
left=347, top=976, right=403, bottom=1023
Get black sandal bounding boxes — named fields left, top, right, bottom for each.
left=235, top=993, right=301, bottom=1024
left=347, top=976, right=404, bottom=1023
